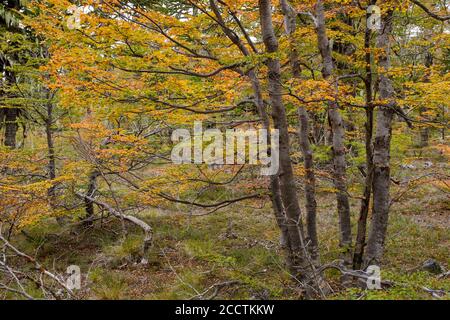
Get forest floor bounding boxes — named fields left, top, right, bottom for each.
left=9, top=147, right=450, bottom=300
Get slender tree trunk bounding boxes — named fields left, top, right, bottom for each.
left=281, top=0, right=319, bottom=264
left=4, top=108, right=18, bottom=148
left=84, top=170, right=99, bottom=226
left=2, top=57, right=19, bottom=148
left=298, top=107, right=319, bottom=262
left=353, top=10, right=374, bottom=269
left=208, top=0, right=291, bottom=268
left=353, top=113, right=374, bottom=269
left=312, top=113, right=325, bottom=145
left=315, top=0, right=352, bottom=266
left=364, top=11, right=395, bottom=266
left=419, top=125, right=429, bottom=147
left=45, top=103, right=56, bottom=197
left=328, top=104, right=352, bottom=261
left=259, top=0, right=319, bottom=291
left=418, top=52, right=433, bottom=147
left=249, top=69, right=292, bottom=266
left=45, top=101, right=65, bottom=226
left=46, top=104, right=55, bottom=179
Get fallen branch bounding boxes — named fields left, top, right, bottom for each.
left=421, top=286, right=447, bottom=299
left=190, top=280, right=241, bottom=300
left=75, top=192, right=153, bottom=263
left=0, top=234, right=74, bottom=298
left=318, top=261, right=394, bottom=288
left=319, top=261, right=449, bottom=299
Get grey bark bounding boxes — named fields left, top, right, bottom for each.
left=45, top=101, right=66, bottom=226
left=364, top=11, right=395, bottom=266
left=315, top=0, right=352, bottom=265
left=45, top=102, right=58, bottom=214
left=419, top=127, right=429, bottom=147
left=259, top=0, right=315, bottom=285
left=1, top=61, right=18, bottom=148
left=84, top=170, right=100, bottom=226
left=45, top=103, right=56, bottom=180
left=0, top=1, right=21, bottom=148
left=419, top=52, right=433, bottom=147
left=4, top=108, right=18, bottom=148
left=353, top=9, right=375, bottom=269
left=208, top=0, right=291, bottom=266
left=249, top=71, right=291, bottom=262
left=281, top=0, right=319, bottom=264
left=76, top=192, right=153, bottom=262
left=298, top=107, right=319, bottom=263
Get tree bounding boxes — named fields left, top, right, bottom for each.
left=0, top=0, right=446, bottom=300
left=0, top=0, right=29, bottom=148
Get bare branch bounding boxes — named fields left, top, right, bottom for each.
left=75, top=192, right=153, bottom=263
left=410, top=0, right=450, bottom=21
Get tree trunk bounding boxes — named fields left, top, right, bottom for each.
left=419, top=125, right=429, bottom=147
left=328, top=104, right=352, bottom=262
left=418, top=52, right=433, bottom=148
left=4, top=108, right=18, bottom=148
left=2, top=53, right=19, bottom=148
left=208, top=0, right=292, bottom=269
left=315, top=0, right=352, bottom=266
left=353, top=11, right=374, bottom=269
left=46, top=104, right=56, bottom=181
left=364, top=11, right=395, bottom=267
left=44, top=99, right=68, bottom=226
left=312, top=112, right=325, bottom=145
left=249, top=70, right=292, bottom=261
left=259, top=0, right=319, bottom=292
left=45, top=101, right=67, bottom=226
left=281, top=0, right=319, bottom=264
left=84, top=170, right=100, bottom=226
left=298, top=107, right=319, bottom=263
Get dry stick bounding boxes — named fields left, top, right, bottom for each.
left=0, top=260, right=34, bottom=300
left=320, top=262, right=449, bottom=298
left=293, top=216, right=330, bottom=298
left=160, top=248, right=201, bottom=297
left=318, top=262, right=393, bottom=287
left=0, top=263, right=62, bottom=299
left=189, top=280, right=241, bottom=300
left=0, top=282, right=34, bottom=300
left=0, top=229, right=30, bottom=299
left=0, top=234, right=74, bottom=298
left=0, top=234, right=61, bottom=300
left=75, top=192, right=153, bottom=264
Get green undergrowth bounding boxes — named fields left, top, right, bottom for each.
left=6, top=176, right=449, bottom=300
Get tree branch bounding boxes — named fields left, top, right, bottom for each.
left=410, top=0, right=450, bottom=21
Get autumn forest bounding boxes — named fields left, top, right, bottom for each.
left=0, top=0, right=449, bottom=301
